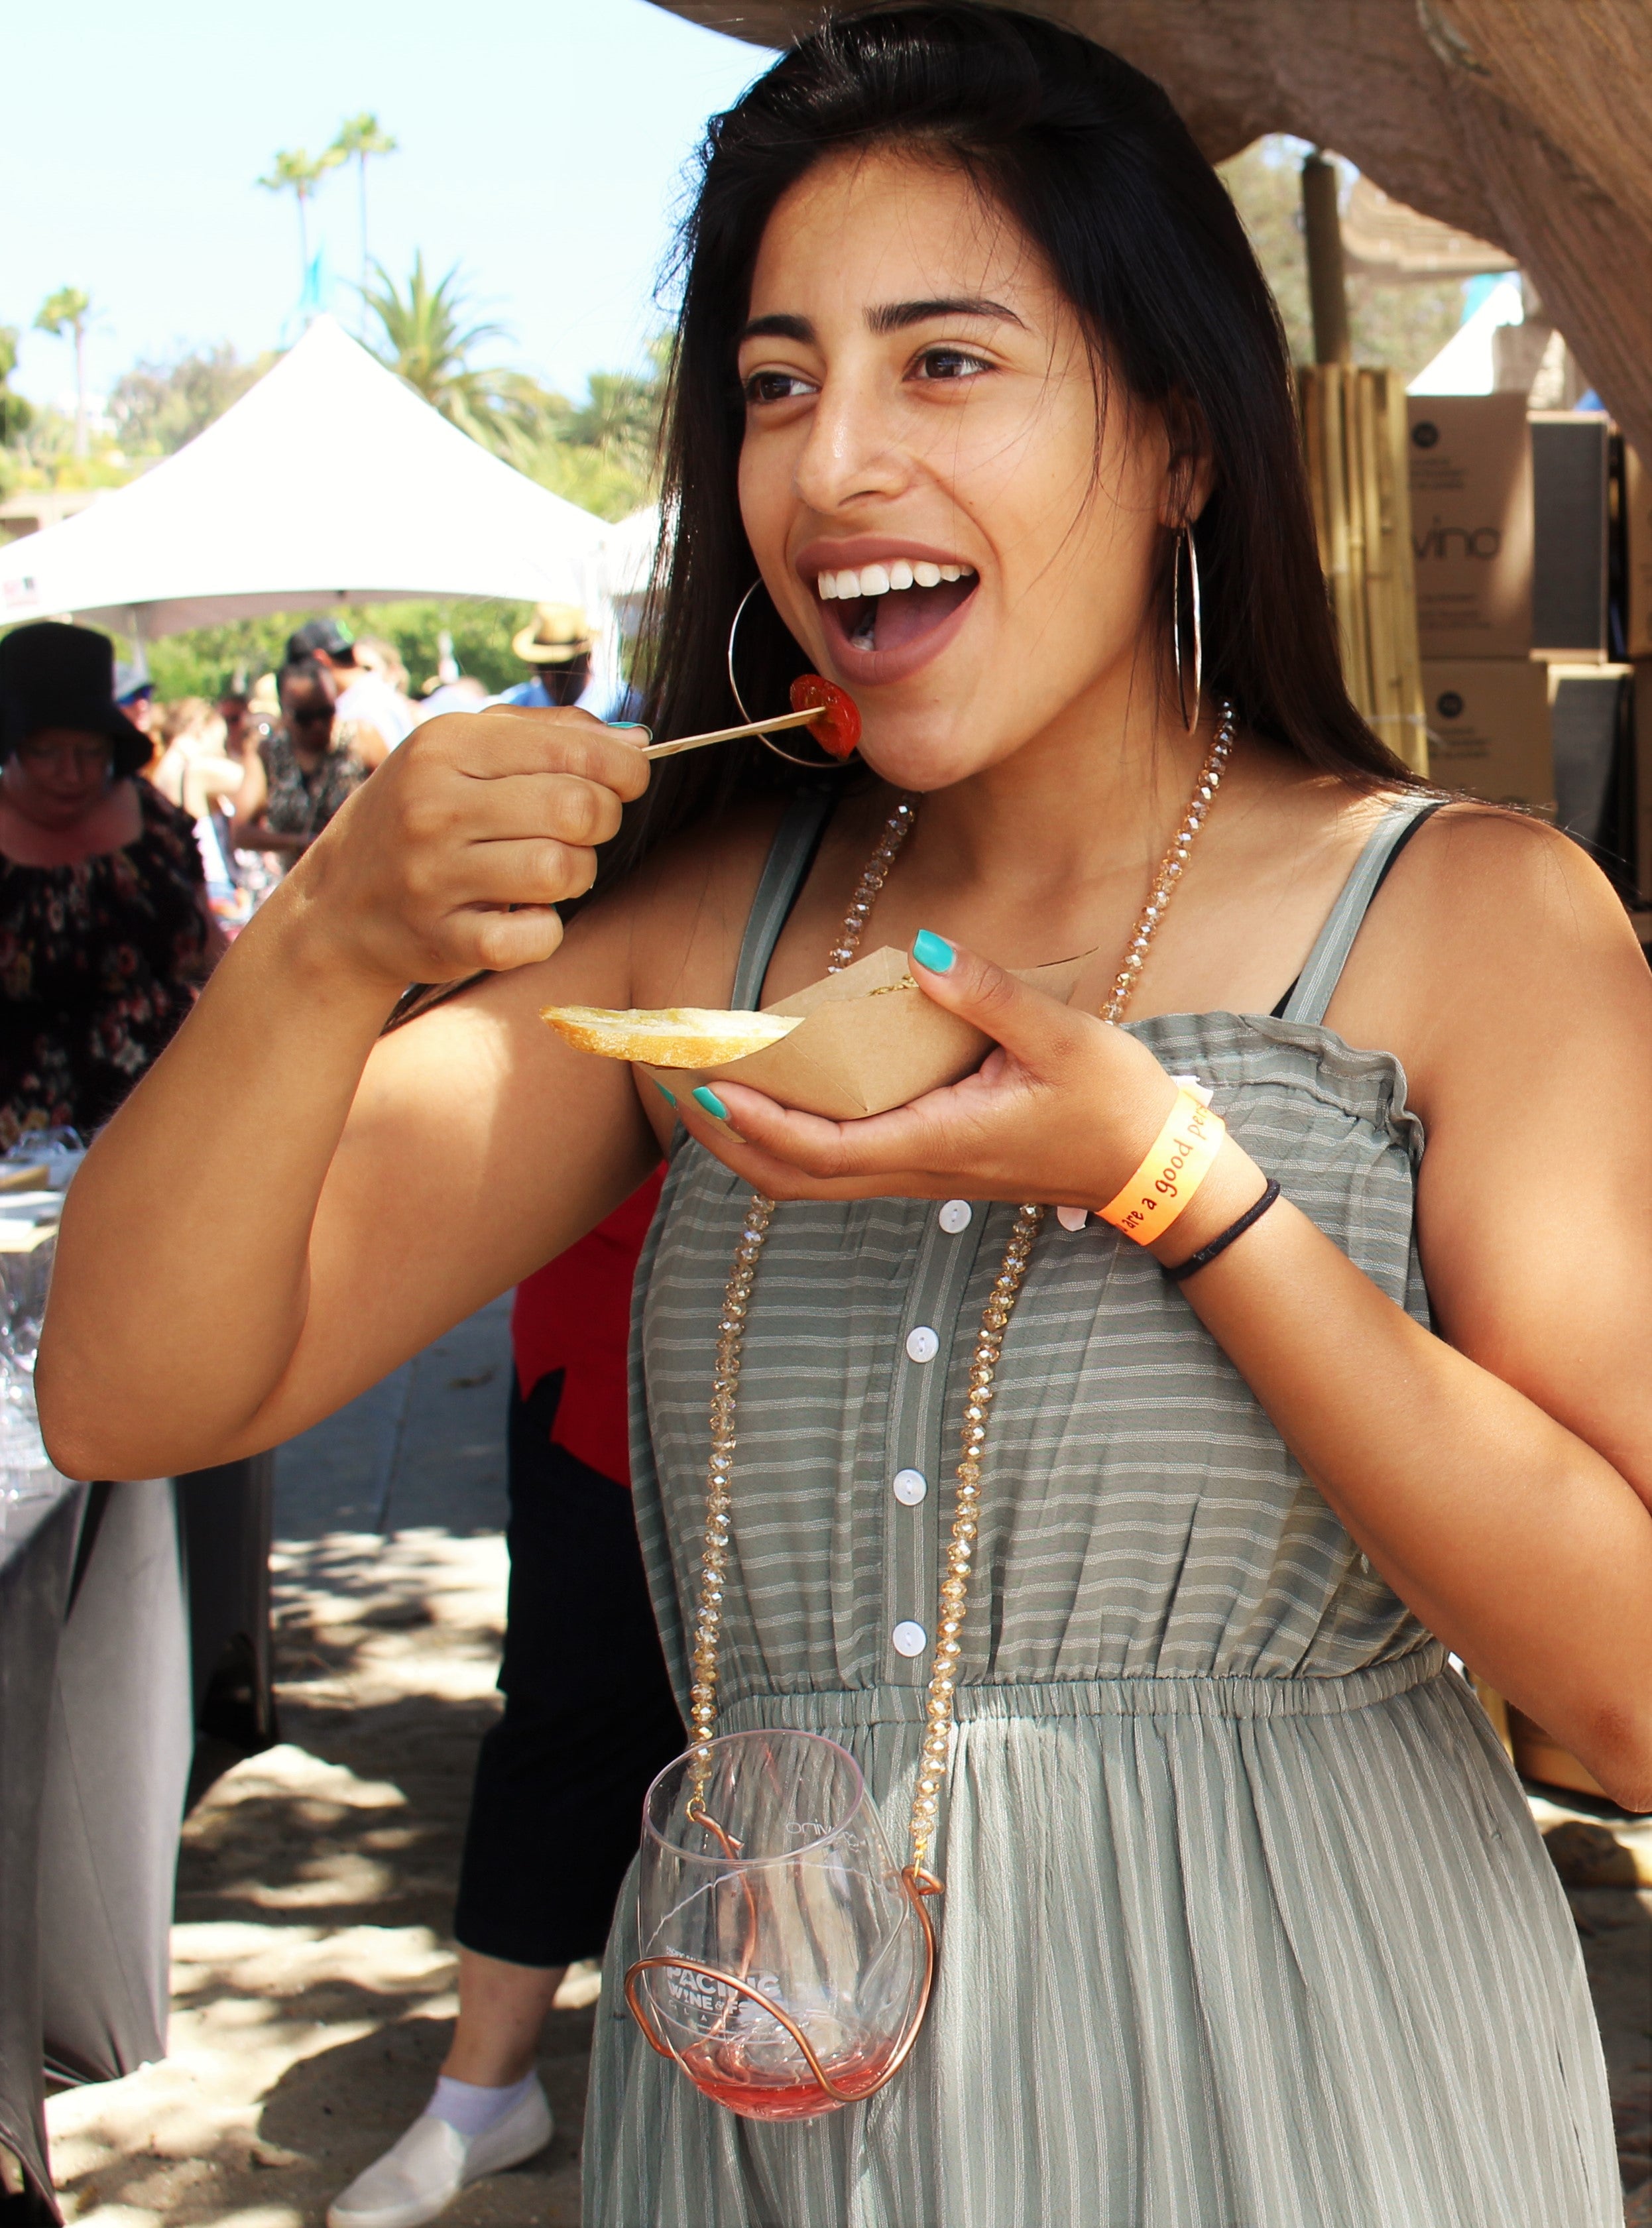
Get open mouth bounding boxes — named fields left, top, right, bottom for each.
left=815, top=558, right=978, bottom=658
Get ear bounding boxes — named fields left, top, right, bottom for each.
left=1159, top=392, right=1216, bottom=530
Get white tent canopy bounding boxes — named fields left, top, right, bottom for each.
left=0, top=316, right=607, bottom=638
left=597, top=504, right=663, bottom=606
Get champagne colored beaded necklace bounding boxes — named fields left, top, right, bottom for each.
left=687, top=700, right=1236, bottom=1886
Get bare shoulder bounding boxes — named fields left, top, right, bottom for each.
left=605, top=799, right=790, bottom=1009
left=1331, top=800, right=1652, bottom=1112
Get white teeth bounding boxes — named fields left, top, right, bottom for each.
left=816, top=559, right=976, bottom=599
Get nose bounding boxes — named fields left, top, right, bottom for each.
left=792, top=362, right=912, bottom=517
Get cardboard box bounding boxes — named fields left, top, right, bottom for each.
left=1530, top=412, right=1610, bottom=658
left=1625, top=447, right=1652, bottom=661
left=1407, top=395, right=1533, bottom=658
left=1548, top=663, right=1632, bottom=864
left=1631, top=661, right=1652, bottom=902
left=1422, top=658, right=1553, bottom=809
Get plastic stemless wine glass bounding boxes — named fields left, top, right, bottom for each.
left=626, top=1730, right=935, bottom=2121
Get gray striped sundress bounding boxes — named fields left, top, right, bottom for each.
left=585, top=791, right=1619, bottom=2227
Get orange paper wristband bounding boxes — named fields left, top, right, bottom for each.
left=1098, top=1088, right=1227, bottom=1244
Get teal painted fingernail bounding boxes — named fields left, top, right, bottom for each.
left=912, top=929, right=955, bottom=974
left=692, top=1085, right=729, bottom=1120
left=652, top=1080, right=676, bottom=1106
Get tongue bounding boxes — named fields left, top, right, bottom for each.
left=870, top=577, right=974, bottom=652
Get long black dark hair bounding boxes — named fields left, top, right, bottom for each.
left=602, top=1, right=1416, bottom=894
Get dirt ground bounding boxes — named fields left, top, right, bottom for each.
left=37, top=1302, right=1652, bottom=2226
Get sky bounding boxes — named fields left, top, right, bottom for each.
left=5, top=0, right=770, bottom=414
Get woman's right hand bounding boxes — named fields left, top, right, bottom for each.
left=280, top=704, right=652, bottom=990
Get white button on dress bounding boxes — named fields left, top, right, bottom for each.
left=892, top=1468, right=928, bottom=1506
left=938, top=1199, right=973, bottom=1234
left=892, top=1620, right=928, bottom=1657
left=905, top=1325, right=939, bottom=1364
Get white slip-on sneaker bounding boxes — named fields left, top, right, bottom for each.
left=326, top=2080, right=554, bottom=2228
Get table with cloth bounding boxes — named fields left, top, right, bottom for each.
left=0, top=1456, right=274, bottom=2222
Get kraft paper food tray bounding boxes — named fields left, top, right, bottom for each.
left=640, top=943, right=1093, bottom=1120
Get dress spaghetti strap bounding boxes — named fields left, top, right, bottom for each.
left=1280, top=795, right=1446, bottom=1027
left=730, top=786, right=839, bottom=1011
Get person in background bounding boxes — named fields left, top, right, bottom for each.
left=412, top=675, right=489, bottom=724
left=246, top=671, right=282, bottom=742
left=286, top=617, right=410, bottom=752
left=0, top=622, right=223, bottom=1150
left=496, top=605, right=596, bottom=715
left=150, top=699, right=235, bottom=813
left=217, top=678, right=259, bottom=766
left=327, top=1173, right=683, bottom=2228
left=352, top=636, right=420, bottom=742
left=114, top=663, right=157, bottom=751
left=231, top=658, right=386, bottom=860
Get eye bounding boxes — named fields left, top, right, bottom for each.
left=913, top=345, right=990, bottom=382
left=742, top=367, right=816, bottom=406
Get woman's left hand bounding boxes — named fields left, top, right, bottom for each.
left=672, top=932, right=1229, bottom=1219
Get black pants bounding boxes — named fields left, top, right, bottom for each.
left=453, top=1374, right=684, bottom=1967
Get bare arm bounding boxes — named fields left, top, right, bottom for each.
left=229, top=748, right=271, bottom=852
left=38, top=705, right=658, bottom=1480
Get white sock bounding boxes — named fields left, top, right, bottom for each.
left=427, top=2070, right=536, bottom=2140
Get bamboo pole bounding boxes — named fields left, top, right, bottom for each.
left=1295, top=362, right=1431, bottom=775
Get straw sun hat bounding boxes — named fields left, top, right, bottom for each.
left=512, top=604, right=593, bottom=665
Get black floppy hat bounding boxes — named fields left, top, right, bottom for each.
left=0, top=622, right=150, bottom=777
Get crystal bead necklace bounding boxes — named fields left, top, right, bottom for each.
left=687, top=701, right=1236, bottom=1883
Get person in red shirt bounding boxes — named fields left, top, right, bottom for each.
left=329, top=1173, right=681, bottom=2228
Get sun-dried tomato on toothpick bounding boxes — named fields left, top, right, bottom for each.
left=790, top=675, right=862, bottom=759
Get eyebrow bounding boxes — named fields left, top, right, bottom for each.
left=736, top=296, right=1026, bottom=347
left=868, top=295, right=1024, bottom=334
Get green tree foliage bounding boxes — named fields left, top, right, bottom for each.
left=257, top=147, right=345, bottom=284
left=361, top=253, right=556, bottom=454
left=515, top=334, right=669, bottom=522
left=329, top=113, right=398, bottom=302
left=1218, top=139, right=1464, bottom=383
left=144, top=601, right=533, bottom=702
left=109, top=345, right=268, bottom=455
left=0, top=328, right=34, bottom=447
left=34, top=286, right=94, bottom=457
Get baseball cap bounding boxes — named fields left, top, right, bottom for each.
left=286, top=617, right=357, bottom=665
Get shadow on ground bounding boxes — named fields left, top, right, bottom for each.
left=46, top=1303, right=596, bottom=2227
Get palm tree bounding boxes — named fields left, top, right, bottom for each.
left=0, top=327, right=35, bottom=448
left=360, top=254, right=553, bottom=454
left=257, top=147, right=344, bottom=308
left=329, top=112, right=398, bottom=312
left=34, top=287, right=93, bottom=457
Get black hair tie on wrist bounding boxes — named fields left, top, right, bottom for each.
left=1162, top=1177, right=1281, bottom=1283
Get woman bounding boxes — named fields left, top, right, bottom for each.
left=231, top=656, right=386, bottom=858
left=39, top=11, right=1650, bottom=2224
left=0, top=621, right=222, bottom=1151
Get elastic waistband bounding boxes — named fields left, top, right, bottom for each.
left=717, top=1647, right=1446, bottom=1732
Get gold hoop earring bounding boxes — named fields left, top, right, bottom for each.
left=727, top=580, right=858, bottom=770
left=1171, top=522, right=1202, bottom=735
